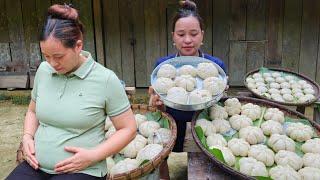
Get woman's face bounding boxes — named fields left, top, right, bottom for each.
left=40, top=36, right=83, bottom=74
left=172, top=16, right=204, bottom=56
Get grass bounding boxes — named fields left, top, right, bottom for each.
left=0, top=90, right=31, bottom=105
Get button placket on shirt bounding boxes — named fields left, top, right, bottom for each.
left=59, top=76, right=68, bottom=99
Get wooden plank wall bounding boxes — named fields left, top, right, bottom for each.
left=1, top=0, right=320, bottom=88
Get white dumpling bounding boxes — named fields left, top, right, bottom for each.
left=153, top=77, right=174, bottom=94
left=280, top=82, right=291, bottom=89
left=256, top=82, right=266, bottom=87
left=272, top=72, right=281, bottom=78
left=303, top=153, right=320, bottom=168
left=291, top=83, right=302, bottom=89
left=294, top=92, right=304, bottom=99
left=174, top=75, right=196, bottom=91
left=269, top=165, right=301, bottom=180
left=298, top=95, right=314, bottom=103
left=262, top=93, right=271, bottom=99
left=106, top=157, right=115, bottom=174
left=268, top=134, right=295, bottom=152
left=110, top=158, right=139, bottom=175
left=286, top=122, right=314, bottom=142
left=256, top=86, right=268, bottom=94
left=265, top=76, right=275, bottom=83
left=280, top=88, right=292, bottom=95
left=252, top=73, right=262, bottom=79
left=264, top=108, right=285, bottom=124
left=206, top=134, right=227, bottom=147
left=166, top=87, right=188, bottom=104
left=210, top=104, right=228, bottom=120
left=292, top=88, right=303, bottom=94
left=227, top=138, right=250, bottom=157
left=275, top=150, right=303, bottom=170
left=147, top=128, right=171, bottom=145
left=139, top=121, right=160, bottom=138
left=304, top=94, right=315, bottom=101
left=254, top=77, right=265, bottom=83
left=189, top=89, right=212, bottom=104
left=212, top=119, right=231, bottom=134
left=105, top=116, right=113, bottom=131
left=197, top=62, right=219, bottom=79
left=239, top=157, right=268, bottom=177
left=247, top=82, right=256, bottom=89
left=157, top=64, right=176, bottom=79
left=302, top=83, right=313, bottom=90
left=268, top=88, right=280, bottom=94
left=275, top=77, right=286, bottom=83
left=298, top=80, right=307, bottom=86
left=177, top=65, right=197, bottom=77
left=195, top=118, right=216, bottom=136
left=229, top=114, right=252, bottom=130
left=261, top=120, right=283, bottom=135
left=203, top=77, right=225, bottom=95
left=210, top=145, right=235, bottom=166
left=246, top=77, right=255, bottom=84
left=299, top=167, right=320, bottom=180
left=283, top=94, right=294, bottom=102
left=270, top=82, right=281, bottom=89
left=224, top=98, right=241, bottom=116
left=285, top=75, right=295, bottom=81
left=239, top=126, right=265, bottom=145
left=120, top=134, right=147, bottom=158
left=262, top=72, right=271, bottom=78
left=304, top=88, right=315, bottom=95
left=271, top=93, right=285, bottom=102
left=136, top=144, right=163, bottom=164
left=105, top=126, right=116, bottom=139
left=301, top=138, right=320, bottom=154
left=248, top=144, right=275, bottom=166
left=241, top=103, right=261, bottom=121
left=135, top=114, right=147, bottom=128
left=252, top=88, right=262, bottom=95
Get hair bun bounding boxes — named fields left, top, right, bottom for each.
left=179, top=0, right=197, bottom=11
left=48, top=4, right=79, bottom=21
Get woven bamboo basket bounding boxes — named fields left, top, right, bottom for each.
left=191, top=96, right=320, bottom=180
left=16, top=104, right=177, bottom=180
left=244, top=67, right=320, bottom=106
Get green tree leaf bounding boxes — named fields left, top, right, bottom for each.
left=139, top=159, right=150, bottom=167
left=145, top=111, right=162, bottom=121
left=208, top=147, right=226, bottom=163
left=159, top=117, right=170, bottom=129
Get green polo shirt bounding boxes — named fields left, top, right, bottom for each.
left=31, top=51, right=130, bottom=177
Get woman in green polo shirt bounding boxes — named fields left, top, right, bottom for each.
left=7, top=4, right=136, bottom=180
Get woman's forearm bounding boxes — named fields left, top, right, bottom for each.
left=93, top=127, right=136, bottom=162
left=23, top=101, right=39, bottom=138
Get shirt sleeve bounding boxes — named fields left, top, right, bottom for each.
left=31, top=63, right=43, bottom=102
left=105, top=71, right=131, bottom=117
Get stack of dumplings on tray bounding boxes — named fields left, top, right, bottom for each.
left=246, top=70, right=317, bottom=103
left=195, top=97, right=320, bottom=179
left=153, top=62, right=225, bottom=105
left=104, top=113, right=172, bottom=176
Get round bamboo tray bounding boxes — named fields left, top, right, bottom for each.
left=16, top=104, right=177, bottom=180
left=191, top=96, right=320, bottom=179
left=244, top=67, right=320, bottom=106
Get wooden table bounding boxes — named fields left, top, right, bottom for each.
left=188, top=152, right=233, bottom=180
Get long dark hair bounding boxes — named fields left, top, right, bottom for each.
left=40, top=4, right=84, bottom=48
left=172, top=0, right=204, bottom=32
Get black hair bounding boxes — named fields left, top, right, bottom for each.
left=40, top=4, right=84, bottom=48
left=172, top=0, right=204, bottom=32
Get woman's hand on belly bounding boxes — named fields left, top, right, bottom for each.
left=23, top=136, right=39, bottom=169
left=54, top=146, right=96, bottom=173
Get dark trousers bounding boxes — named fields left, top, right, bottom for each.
left=6, top=161, right=105, bottom=180
left=172, top=119, right=187, bottom=152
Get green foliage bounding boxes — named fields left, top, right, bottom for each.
left=197, top=109, right=210, bottom=120
left=139, top=159, right=150, bottom=167
left=195, top=126, right=208, bottom=148
left=208, top=147, right=226, bottom=163
left=113, top=154, right=125, bottom=163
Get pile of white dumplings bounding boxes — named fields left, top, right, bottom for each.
left=246, top=71, right=316, bottom=103
left=153, top=62, right=225, bottom=104
left=104, top=114, right=172, bottom=176
left=196, top=97, right=320, bottom=179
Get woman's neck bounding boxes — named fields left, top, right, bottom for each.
left=177, top=50, right=201, bottom=57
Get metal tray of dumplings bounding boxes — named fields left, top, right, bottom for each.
left=150, top=56, right=228, bottom=111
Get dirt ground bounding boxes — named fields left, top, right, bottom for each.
left=0, top=90, right=188, bottom=179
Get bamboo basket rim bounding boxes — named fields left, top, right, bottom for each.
left=244, top=67, right=320, bottom=106
left=16, top=104, right=177, bottom=180
left=191, top=96, right=320, bottom=180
